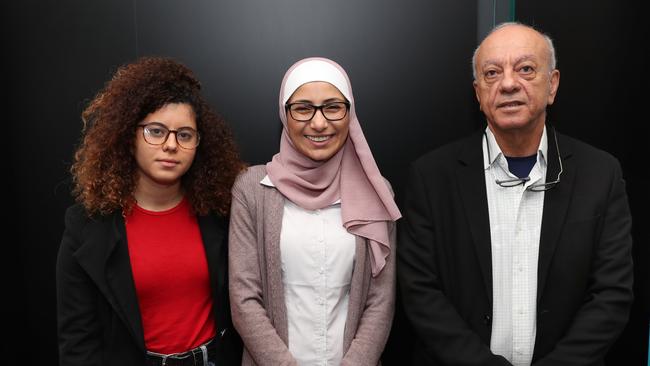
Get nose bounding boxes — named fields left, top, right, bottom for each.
left=162, top=131, right=179, bottom=151
left=499, top=69, right=520, bottom=93
left=309, top=109, right=329, bottom=131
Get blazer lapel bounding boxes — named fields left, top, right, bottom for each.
left=197, top=214, right=226, bottom=305
left=537, top=128, right=575, bottom=302
left=343, top=236, right=369, bottom=350
left=74, top=212, right=145, bottom=351
left=104, top=214, right=146, bottom=351
left=263, top=184, right=289, bottom=341
left=456, top=131, right=494, bottom=303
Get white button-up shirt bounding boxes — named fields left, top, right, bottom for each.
left=483, top=127, right=548, bottom=366
left=261, top=176, right=355, bottom=366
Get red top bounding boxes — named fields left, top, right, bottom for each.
left=125, top=198, right=216, bottom=354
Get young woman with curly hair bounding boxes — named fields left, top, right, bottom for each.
left=57, top=56, right=245, bottom=366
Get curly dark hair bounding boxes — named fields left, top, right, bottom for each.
left=71, top=56, right=246, bottom=217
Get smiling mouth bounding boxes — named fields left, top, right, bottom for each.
left=305, top=135, right=332, bottom=142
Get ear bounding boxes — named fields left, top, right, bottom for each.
left=547, top=69, right=560, bottom=105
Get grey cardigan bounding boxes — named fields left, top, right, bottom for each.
left=229, top=165, right=396, bottom=366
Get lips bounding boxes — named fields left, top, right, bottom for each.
left=497, top=100, right=525, bottom=108
left=157, top=159, right=180, bottom=167
left=305, top=135, right=333, bottom=142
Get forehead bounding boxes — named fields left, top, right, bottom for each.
left=282, top=59, right=351, bottom=103
left=144, top=103, right=197, bottom=127
left=288, top=81, right=345, bottom=101
left=477, top=26, right=548, bottom=66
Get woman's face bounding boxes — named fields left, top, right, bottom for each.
left=285, top=81, right=350, bottom=161
left=134, top=103, right=197, bottom=189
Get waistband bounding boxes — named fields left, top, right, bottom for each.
left=146, top=337, right=217, bottom=366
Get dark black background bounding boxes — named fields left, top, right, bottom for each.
left=4, top=0, right=647, bottom=364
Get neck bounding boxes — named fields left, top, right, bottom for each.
left=134, top=176, right=184, bottom=212
left=489, top=121, right=545, bottom=157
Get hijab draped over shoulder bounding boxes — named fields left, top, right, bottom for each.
left=266, top=57, right=401, bottom=276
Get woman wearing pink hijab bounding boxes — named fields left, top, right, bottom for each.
left=229, top=57, right=401, bottom=365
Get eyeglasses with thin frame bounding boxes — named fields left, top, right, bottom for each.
left=484, top=126, right=562, bottom=192
left=285, top=101, right=350, bottom=122
left=138, top=122, right=200, bottom=149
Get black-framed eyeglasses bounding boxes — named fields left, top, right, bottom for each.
left=484, top=126, right=562, bottom=192
left=285, top=101, right=350, bottom=122
left=138, top=122, right=200, bottom=149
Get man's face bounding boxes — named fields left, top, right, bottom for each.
left=473, top=25, right=560, bottom=135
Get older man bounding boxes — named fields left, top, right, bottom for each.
left=398, top=22, right=633, bottom=365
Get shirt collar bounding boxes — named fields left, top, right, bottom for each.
left=260, top=174, right=274, bottom=187
left=260, top=175, right=342, bottom=205
left=483, top=125, right=548, bottom=170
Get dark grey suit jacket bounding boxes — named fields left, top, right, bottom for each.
left=397, top=126, right=633, bottom=366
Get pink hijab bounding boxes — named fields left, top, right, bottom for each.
left=266, top=57, right=401, bottom=277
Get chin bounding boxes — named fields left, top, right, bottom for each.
left=491, top=118, right=535, bottom=131
left=305, top=152, right=334, bottom=162
left=151, top=175, right=183, bottom=186
left=297, top=145, right=339, bottom=162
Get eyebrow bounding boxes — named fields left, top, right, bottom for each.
left=145, top=121, right=196, bottom=129
left=289, top=97, right=346, bottom=104
left=481, top=54, right=537, bottom=68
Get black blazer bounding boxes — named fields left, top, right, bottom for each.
left=56, top=204, right=242, bottom=366
left=397, top=127, right=633, bottom=366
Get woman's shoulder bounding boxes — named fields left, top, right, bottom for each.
left=64, top=203, right=95, bottom=229
left=233, top=164, right=268, bottom=191
left=66, top=203, right=120, bottom=230
left=61, top=203, right=118, bottom=251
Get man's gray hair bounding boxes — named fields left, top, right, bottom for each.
left=471, top=22, right=557, bottom=80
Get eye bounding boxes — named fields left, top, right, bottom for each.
left=517, top=65, right=537, bottom=79
left=177, top=129, right=197, bottom=142
left=324, top=103, right=343, bottom=112
left=291, top=103, right=314, bottom=114
left=146, top=126, right=167, bottom=137
left=176, top=130, right=193, bottom=141
left=519, top=65, right=535, bottom=74
left=484, top=69, right=500, bottom=81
